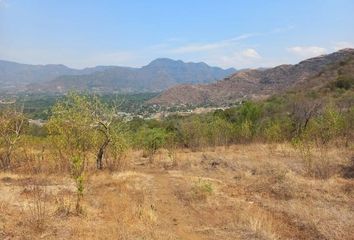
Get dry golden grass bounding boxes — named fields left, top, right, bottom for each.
left=0, top=143, right=353, bottom=239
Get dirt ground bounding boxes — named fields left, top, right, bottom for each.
left=0, top=144, right=353, bottom=240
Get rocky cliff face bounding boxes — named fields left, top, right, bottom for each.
left=150, top=49, right=354, bottom=105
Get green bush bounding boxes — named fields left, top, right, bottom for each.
left=303, top=105, right=345, bottom=145
left=263, top=120, right=282, bottom=142
left=207, top=117, right=234, bottom=146
left=331, top=76, right=354, bottom=90
left=136, top=127, right=170, bottom=157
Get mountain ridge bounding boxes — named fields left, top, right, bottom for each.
left=0, top=59, right=116, bottom=91
left=0, top=58, right=235, bottom=93
left=149, top=48, right=354, bottom=105
left=26, top=59, right=235, bottom=93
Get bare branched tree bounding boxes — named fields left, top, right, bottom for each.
left=290, top=96, right=322, bottom=137
left=0, top=107, right=26, bottom=169
left=91, top=95, right=125, bottom=170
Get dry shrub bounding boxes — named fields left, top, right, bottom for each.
left=161, top=149, right=179, bottom=170
left=0, top=200, right=9, bottom=214
left=172, top=152, right=192, bottom=170
left=200, top=153, right=230, bottom=170
left=12, top=145, right=73, bottom=175
left=284, top=200, right=351, bottom=240
left=277, top=143, right=294, bottom=158
left=25, top=183, right=48, bottom=232
left=342, top=154, right=354, bottom=178
left=105, top=153, right=129, bottom=172
left=54, top=194, right=73, bottom=218
left=137, top=203, right=157, bottom=224
left=167, top=148, right=178, bottom=167
left=150, top=149, right=179, bottom=170
left=0, top=200, right=10, bottom=233
left=244, top=163, right=305, bottom=200
left=15, top=147, right=44, bottom=174
left=294, top=142, right=341, bottom=179
left=307, top=147, right=338, bottom=179
left=175, top=178, right=214, bottom=203
left=192, top=178, right=213, bottom=201
left=252, top=162, right=288, bottom=179
left=341, top=181, right=354, bottom=195
left=269, top=173, right=303, bottom=200
left=99, top=190, right=157, bottom=239
left=83, top=172, right=158, bottom=239
left=233, top=201, right=280, bottom=240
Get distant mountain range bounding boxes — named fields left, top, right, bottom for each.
left=150, top=49, right=354, bottom=105
left=0, top=60, right=115, bottom=91
left=2, top=49, right=353, bottom=107
left=0, top=58, right=236, bottom=93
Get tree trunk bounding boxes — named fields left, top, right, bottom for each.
left=0, top=150, right=12, bottom=170
left=96, top=139, right=110, bottom=170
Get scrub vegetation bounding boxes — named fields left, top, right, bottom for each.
left=0, top=83, right=353, bottom=239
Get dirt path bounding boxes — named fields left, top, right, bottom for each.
left=150, top=171, right=207, bottom=240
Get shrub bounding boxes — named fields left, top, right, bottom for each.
left=233, top=102, right=263, bottom=142
left=331, top=76, right=354, bottom=90
left=306, top=105, right=345, bottom=145
left=177, top=116, right=207, bottom=149
left=136, top=127, right=170, bottom=158
left=207, top=117, right=234, bottom=146
left=236, top=119, right=253, bottom=142
left=191, top=179, right=213, bottom=201
left=71, top=155, right=85, bottom=214
left=0, top=108, right=27, bottom=169
left=26, top=183, right=48, bottom=232
left=263, top=120, right=282, bottom=143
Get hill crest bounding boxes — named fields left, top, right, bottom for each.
left=149, top=48, right=354, bottom=105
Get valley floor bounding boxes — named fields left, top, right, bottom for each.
left=0, top=144, right=353, bottom=240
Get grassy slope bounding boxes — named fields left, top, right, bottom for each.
left=0, top=144, right=353, bottom=240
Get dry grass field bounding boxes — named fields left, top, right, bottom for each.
left=0, top=144, right=353, bottom=240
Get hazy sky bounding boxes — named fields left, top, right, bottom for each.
left=1, top=0, right=354, bottom=69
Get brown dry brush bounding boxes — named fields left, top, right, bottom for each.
left=24, top=181, right=49, bottom=232
left=0, top=107, right=27, bottom=170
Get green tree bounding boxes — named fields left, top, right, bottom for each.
left=90, top=95, right=126, bottom=170
left=178, top=116, right=206, bottom=149
left=47, top=93, right=94, bottom=166
left=306, top=105, right=345, bottom=145
left=47, top=92, right=126, bottom=212
left=48, top=92, right=126, bottom=170
left=47, top=93, right=93, bottom=213
left=207, top=117, right=234, bottom=146
left=237, top=101, right=262, bottom=124
left=263, top=120, right=282, bottom=143
left=234, top=102, right=263, bottom=142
